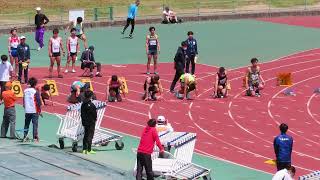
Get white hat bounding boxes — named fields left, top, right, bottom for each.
left=157, top=116, right=166, bottom=123
left=35, top=7, right=41, bottom=11
left=20, top=36, right=26, bottom=39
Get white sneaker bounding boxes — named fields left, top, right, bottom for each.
left=72, top=69, right=76, bottom=73
left=64, top=69, right=68, bottom=73
left=37, top=47, right=41, bottom=51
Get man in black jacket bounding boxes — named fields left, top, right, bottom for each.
left=80, top=46, right=102, bottom=78
left=17, top=36, right=30, bottom=84
left=170, top=41, right=187, bottom=93
left=81, top=90, right=97, bottom=154
left=185, top=31, right=198, bottom=75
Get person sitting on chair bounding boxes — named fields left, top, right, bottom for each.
left=162, top=7, right=180, bottom=24
left=213, top=67, right=229, bottom=98
left=176, top=73, right=198, bottom=100
left=106, top=75, right=125, bottom=102
left=80, top=46, right=102, bottom=78
left=143, top=74, right=163, bottom=101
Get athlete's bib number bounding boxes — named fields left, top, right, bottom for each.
left=45, top=80, right=59, bottom=96
left=149, top=40, right=157, bottom=46
left=11, top=81, right=23, bottom=97
left=80, top=79, right=93, bottom=91
left=52, top=43, right=60, bottom=53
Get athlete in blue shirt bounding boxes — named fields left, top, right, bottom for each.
left=273, top=123, right=293, bottom=171
left=121, top=0, right=140, bottom=38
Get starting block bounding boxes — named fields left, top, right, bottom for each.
left=11, top=81, right=23, bottom=98
left=277, top=72, right=293, bottom=86
left=283, top=88, right=296, bottom=96
left=119, top=77, right=128, bottom=94
left=314, top=88, right=320, bottom=94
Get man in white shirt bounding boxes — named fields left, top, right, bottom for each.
left=0, top=55, right=13, bottom=97
left=272, top=166, right=296, bottom=180
left=162, top=7, right=178, bottom=24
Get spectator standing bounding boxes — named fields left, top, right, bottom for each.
left=23, top=77, right=42, bottom=142
left=185, top=31, right=198, bottom=75
left=0, top=82, right=17, bottom=139
left=273, top=123, right=293, bottom=171
left=35, top=7, right=49, bottom=51
left=121, top=0, right=140, bottom=38
left=17, top=36, right=30, bottom=84
left=0, top=55, right=13, bottom=96
left=136, top=119, right=164, bottom=180
left=81, top=90, right=97, bottom=154
left=169, top=41, right=187, bottom=93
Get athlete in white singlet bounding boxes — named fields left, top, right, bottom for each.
left=8, top=28, right=20, bottom=76
left=48, top=28, right=65, bottom=78
left=65, top=28, right=79, bottom=73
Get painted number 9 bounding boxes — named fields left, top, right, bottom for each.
left=12, top=85, right=21, bottom=95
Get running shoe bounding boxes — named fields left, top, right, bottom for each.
left=58, top=74, right=63, bottom=78
left=82, top=150, right=87, bottom=154
left=72, top=69, right=76, bottom=73
left=88, top=150, right=96, bottom=154
left=64, top=69, right=69, bottom=73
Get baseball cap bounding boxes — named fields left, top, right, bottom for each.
left=35, top=7, right=41, bottom=11
left=157, top=116, right=166, bottom=123
left=20, top=36, right=26, bottom=39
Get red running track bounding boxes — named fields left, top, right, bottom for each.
left=19, top=49, right=320, bottom=176
left=257, top=16, right=320, bottom=29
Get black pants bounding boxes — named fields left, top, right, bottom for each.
left=18, top=63, right=28, bottom=83
left=83, top=124, right=95, bottom=151
left=276, top=161, right=291, bottom=171
left=136, top=152, right=153, bottom=180
left=123, top=18, right=135, bottom=35
left=81, top=62, right=101, bottom=73
left=186, top=55, right=196, bottom=75
left=170, top=69, right=184, bottom=91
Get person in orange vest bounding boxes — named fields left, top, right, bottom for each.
left=0, top=82, right=17, bottom=139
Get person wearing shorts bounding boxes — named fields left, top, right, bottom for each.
left=67, top=17, right=87, bottom=49
left=36, top=84, right=51, bottom=105
left=245, top=58, right=265, bottom=97
left=65, top=28, right=79, bottom=73
left=106, top=75, right=125, bottom=102
left=143, top=75, right=163, bottom=101
left=121, top=0, right=140, bottom=38
left=48, top=28, right=65, bottom=78
left=146, top=27, right=160, bottom=75
left=8, top=28, right=20, bottom=76
left=214, top=67, right=229, bottom=98
left=177, top=73, right=198, bottom=100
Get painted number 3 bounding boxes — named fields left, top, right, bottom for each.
left=49, top=84, right=56, bottom=94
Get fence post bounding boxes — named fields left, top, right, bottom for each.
left=304, top=0, right=307, bottom=10
left=94, top=8, right=98, bottom=21
left=109, top=6, right=113, bottom=21
left=60, top=8, right=63, bottom=23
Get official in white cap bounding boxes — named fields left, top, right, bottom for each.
left=34, top=7, right=49, bottom=51
left=17, top=36, right=30, bottom=84
left=156, top=115, right=174, bottom=134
